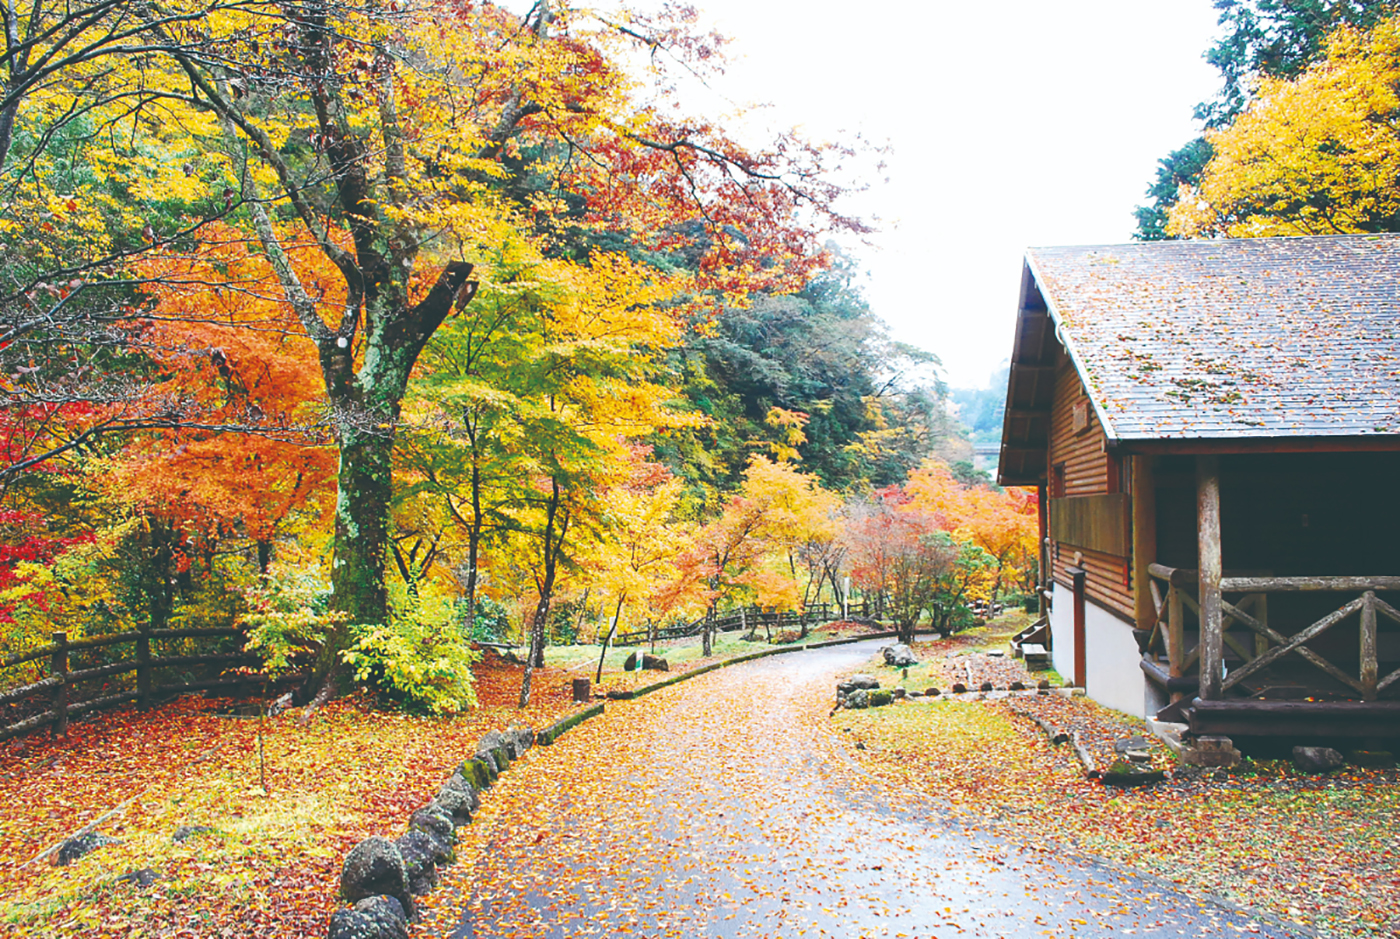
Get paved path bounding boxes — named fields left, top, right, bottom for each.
left=426, top=641, right=1305, bottom=939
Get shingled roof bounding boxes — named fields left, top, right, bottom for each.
left=998, top=234, right=1400, bottom=485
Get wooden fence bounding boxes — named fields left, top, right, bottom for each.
left=0, top=626, right=258, bottom=741
left=611, top=601, right=872, bottom=647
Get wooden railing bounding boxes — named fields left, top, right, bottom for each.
left=1143, top=564, right=1400, bottom=702
left=0, top=626, right=258, bottom=741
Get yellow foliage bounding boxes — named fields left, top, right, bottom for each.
left=1170, top=17, right=1400, bottom=237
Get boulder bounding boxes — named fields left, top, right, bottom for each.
left=1009, top=681, right=1026, bottom=691
left=892, top=688, right=906, bottom=699
left=115, top=868, right=159, bottom=888
left=1293, top=745, right=1345, bottom=774
left=408, top=806, right=455, bottom=846
left=844, top=689, right=870, bottom=709
left=396, top=831, right=443, bottom=894
left=431, top=785, right=475, bottom=825
left=340, top=837, right=412, bottom=916
left=881, top=644, right=919, bottom=668
left=925, top=687, right=941, bottom=697
left=461, top=756, right=495, bottom=789
left=506, top=726, right=535, bottom=758
left=869, top=690, right=893, bottom=707
left=54, top=832, right=116, bottom=866
left=836, top=674, right=880, bottom=695
left=979, top=682, right=994, bottom=693
left=623, top=651, right=639, bottom=670
left=1101, top=760, right=1165, bottom=787
left=951, top=682, right=968, bottom=694
left=172, top=825, right=217, bottom=843
left=328, top=896, right=410, bottom=939
left=641, top=654, right=669, bottom=672
left=478, top=730, right=510, bottom=760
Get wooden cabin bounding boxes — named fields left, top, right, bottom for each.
left=998, top=235, right=1400, bottom=744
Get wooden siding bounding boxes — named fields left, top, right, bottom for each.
left=1049, top=494, right=1130, bottom=556
left=1048, top=362, right=1134, bottom=619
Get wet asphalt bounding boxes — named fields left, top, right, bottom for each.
left=444, top=640, right=1307, bottom=939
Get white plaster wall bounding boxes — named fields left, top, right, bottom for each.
left=1050, top=582, right=1148, bottom=718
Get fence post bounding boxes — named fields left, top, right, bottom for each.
left=50, top=631, right=69, bottom=738
left=137, top=620, right=153, bottom=711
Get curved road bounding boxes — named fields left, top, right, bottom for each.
left=423, top=640, right=1304, bottom=939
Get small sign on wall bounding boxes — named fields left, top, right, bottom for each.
left=1072, top=397, right=1089, bottom=434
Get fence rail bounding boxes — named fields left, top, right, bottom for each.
left=1143, top=564, right=1400, bottom=703
left=612, top=601, right=872, bottom=647
left=0, top=626, right=256, bottom=742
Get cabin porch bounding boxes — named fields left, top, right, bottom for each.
left=1134, top=451, right=1400, bottom=741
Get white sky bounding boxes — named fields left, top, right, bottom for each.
left=674, top=0, right=1226, bottom=389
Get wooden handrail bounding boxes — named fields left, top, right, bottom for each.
left=1220, top=575, right=1400, bottom=592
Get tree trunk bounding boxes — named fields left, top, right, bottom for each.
left=596, top=592, right=625, bottom=685
left=702, top=603, right=714, bottom=657
left=520, top=476, right=567, bottom=707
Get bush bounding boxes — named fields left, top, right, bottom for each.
left=458, top=596, right=511, bottom=643
left=240, top=565, right=349, bottom=677
left=343, top=611, right=481, bottom=715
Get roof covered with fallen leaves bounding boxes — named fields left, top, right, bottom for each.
left=1026, top=234, right=1400, bottom=440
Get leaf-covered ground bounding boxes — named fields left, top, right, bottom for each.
left=0, top=657, right=580, bottom=937
left=836, top=631, right=1400, bottom=939
left=414, top=638, right=1300, bottom=939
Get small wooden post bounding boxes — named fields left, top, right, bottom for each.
left=1254, top=593, right=1269, bottom=661
left=1131, top=456, right=1157, bottom=631
left=1361, top=591, right=1378, bottom=702
left=1037, top=484, right=1050, bottom=616
left=1069, top=566, right=1087, bottom=689
left=137, top=620, right=153, bottom=711
left=571, top=678, right=591, bottom=703
left=1167, top=584, right=1184, bottom=680
left=1196, top=455, right=1224, bottom=701
left=50, top=631, right=69, bottom=738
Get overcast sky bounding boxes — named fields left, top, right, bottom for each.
left=672, top=0, right=1225, bottom=389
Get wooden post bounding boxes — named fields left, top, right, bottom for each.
left=1036, top=484, right=1050, bottom=615
left=1131, top=456, right=1156, bottom=631
left=1196, top=455, right=1223, bottom=701
left=1254, top=593, right=1269, bottom=661
left=1361, top=591, right=1378, bottom=702
left=137, top=620, right=153, bottom=711
left=50, top=631, right=68, bottom=738
left=1069, top=566, right=1087, bottom=689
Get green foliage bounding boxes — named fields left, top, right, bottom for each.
left=341, top=577, right=481, bottom=714
left=458, top=595, right=511, bottom=643
left=1133, top=138, right=1215, bottom=241
left=342, top=613, right=481, bottom=715
left=240, top=565, right=349, bottom=677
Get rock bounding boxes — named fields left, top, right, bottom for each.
left=409, top=806, right=455, bottom=845
left=623, top=651, right=639, bottom=670
left=905, top=690, right=922, bottom=698
left=396, top=831, right=444, bottom=894
left=115, top=868, right=159, bottom=888
left=54, top=832, right=116, bottom=866
left=329, top=896, right=410, bottom=939
left=507, top=726, right=535, bottom=757
left=641, top=654, right=669, bottom=672
left=881, top=643, right=919, bottom=668
left=844, top=689, right=869, bottom=709
left=1009, top=680, right=1026, bottom=691
left=1293, top=745, right=1345, bottom=774
left=1346, top=749, right=1396, bottom=768
left=478, top=730, right=511, bottom=764
left=869, top=690, right=893, bottom=707
left=172, top=825, right=216, bottom=843
left=340, top=837, right=412, bottom=916
left=1113, top=736, right=1153, bottom=755
left=979, top=682, right=994, bottom=692
left=987, top=649, right=1005, bottom=658
left=837, top=674, right=881, bottom=694
left=1037, top=679, right=1052, bottom=690
left=892, top=688, right=906, bottom=699
left=925, top=687, right=940, bottom=697
left=951, top=683, right=968, bottom=694
left=461, top=756, right=495, bottom=789
left=431, top=785, right=475, bottom=825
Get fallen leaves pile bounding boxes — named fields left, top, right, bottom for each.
left=838, top=634, right=1400, bottom=939
left=0, top=657, right=578, bottom=937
